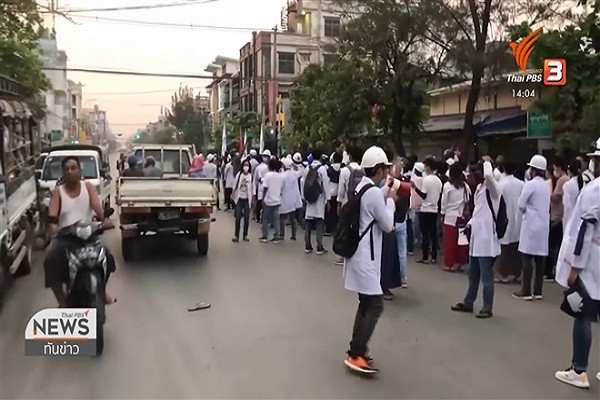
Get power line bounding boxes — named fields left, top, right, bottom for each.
left=86, top=88, right=204, bottom=95
left=54, top=0, right=219, bottom=13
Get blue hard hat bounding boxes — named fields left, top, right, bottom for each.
left=127, top=155, right=139, bottom=166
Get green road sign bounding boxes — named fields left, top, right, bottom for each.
left=527, top=112, right=552, bottom=139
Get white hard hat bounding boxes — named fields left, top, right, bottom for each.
left=207, top=154, right=215, bottom=162
left=360, top=146, right=391, bottom=169
left=587, top=138, right=600, bottom=157
left=293, top=152, right=302, bottom=163
left=250, top=149, right=257, bottom=156
left=527, top=154, right=547, bottom=171
left=262, top=149, right=272, bottom=157
left=413, top=162, right=425, bottom=174
left=281, top=158, right=293, bottom=169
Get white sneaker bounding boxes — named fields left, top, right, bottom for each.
left=596, top=372, right=600, bottom=382
left=555, top=368, right=590, bottom=388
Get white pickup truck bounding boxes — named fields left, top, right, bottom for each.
left=116, top=144, right=217, bottom=261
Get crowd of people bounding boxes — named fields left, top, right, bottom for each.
left=115, top=140, right=599, bottom=386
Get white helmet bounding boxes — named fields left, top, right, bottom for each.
left=262, top=149, right=272, bottom=157
left=361, top=146, right=391, bottom=168
left=293, top=152, right=302, bottom=163
left=206, top=154, right=215, bottom=162
left=527, top=154, right=547, bottom=171
left=250, top=149, right=257, bottom=156
left=281, top=158, right=293, bottom=169
left=587, top=137, right=600, bottom=157
left=413, top=162, right=425, bottom=174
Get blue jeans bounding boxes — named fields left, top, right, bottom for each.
left=261, top=205, right=280, bottom=239
left=572, top=301, right=600, bottom=372
left=395, top=222, right=408, bottom=282
left=463, top=256, right=495, bottom=311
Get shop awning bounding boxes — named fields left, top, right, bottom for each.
left=476, top=111, right=527, bottom=137
left=0, top=99, right=32, bottom=118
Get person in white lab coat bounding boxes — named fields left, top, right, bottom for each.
left=562, top=162, right=584, bottom=233
left=343, top=146, right=397, bottom=375
left=301, top=152, right=331, bottom=254
left=513, top=155, right=551, bottom=301
left=252, top=150, right=271, bottom=222
left=259, top=157, right=283, bottom=243
left=202, top=154, right=218, bottom=179
left=451, top=161, right=501, bottom=319
left=248, top=149, right=260, bottom=172
left=279, top=158, right=302, bottom=240
left=223, top=159, right=235, bottom=210
left=495, top=162, right=524, bottom=283
left=554, top=139, right=600, bottom=389
left=325, top=152, right=343, bottom=235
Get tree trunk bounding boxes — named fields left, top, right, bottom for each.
left=391, top=106, right=406, bottom=156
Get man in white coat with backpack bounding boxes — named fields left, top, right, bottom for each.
left=301, top=151, right=331, bottom=254
left=334, top=146, right=397, bottom=375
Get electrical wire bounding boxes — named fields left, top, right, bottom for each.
left=86, top=88, right=205, bottom=95
left=54, top=0, right=219, bottom=13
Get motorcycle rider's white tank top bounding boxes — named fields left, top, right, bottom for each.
left=58, top=182, right=94, bottom=228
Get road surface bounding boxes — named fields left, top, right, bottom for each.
left=1, top=162, right=598, bottom=399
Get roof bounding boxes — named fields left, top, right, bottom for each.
left=133, top=144, right=193, bottom=150
left=47, top=144, right=104, bottom=157
left=423, top=107, right=525, bottom=137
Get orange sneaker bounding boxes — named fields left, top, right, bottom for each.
left=344, top=356, right=379, bottom=374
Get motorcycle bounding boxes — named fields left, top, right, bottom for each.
left=57, top=208, right=114, bottom=355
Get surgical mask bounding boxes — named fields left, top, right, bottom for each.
left=243, top=166, right=249, bottom=173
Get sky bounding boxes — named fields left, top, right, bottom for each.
left=47, top=0, right=283, bottom=136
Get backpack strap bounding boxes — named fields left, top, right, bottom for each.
left=485, top=189, right=497, bottom=226
left=356, top=183, right=376, bottom=260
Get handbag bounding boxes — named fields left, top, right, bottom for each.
left=560, top=276, right=598, bottom=321
left=456, top=185, right=472, bottom=229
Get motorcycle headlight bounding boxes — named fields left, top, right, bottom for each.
left=75, top=225, right=93, bottom=240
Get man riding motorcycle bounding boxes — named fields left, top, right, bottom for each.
left=44, top=156, right=116, bottom=307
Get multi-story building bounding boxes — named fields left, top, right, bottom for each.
left=39, top=35, right=70, bottom=145
left=195, top=95, right=210, bottom=114
left=68, top=80, right=83, bottom=142
left=204, top=56, right=240, bottom=131
left=239, top=0, right=346, bottom=135
left=82, top=105, right=108, bottom=145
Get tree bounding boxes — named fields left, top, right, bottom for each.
left=335, top=0, right=445, bottom=155
left=0, top=0, right=50, bottom=115
left=163, top=85, right=211, bottom=152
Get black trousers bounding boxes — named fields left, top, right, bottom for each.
left=325, top=197, right=339, bottom=234
left=419, top=212, right=438, bottom=260
left=349, top=293, right=384, bottom=358
left=234, top=199, right=250, bottom=238
left=545, top=220, right=563, bottom=278
left=224, top=188, right=233, bottom=209
left=254, top=198, right=263, bottom=222
left=521, top=254, right=545, bottom=296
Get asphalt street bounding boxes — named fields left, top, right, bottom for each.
left=1, top=158, right=598, bottom=399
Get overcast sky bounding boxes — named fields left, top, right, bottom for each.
left=48, top=0, right=283, bottom=136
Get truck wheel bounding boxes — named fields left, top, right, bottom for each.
left=96, top=323, right=104, bottom=355
left=121, top=238, right=135, bottom=261
left=196, top=234, right=209, bottom=256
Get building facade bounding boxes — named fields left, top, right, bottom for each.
left=204, top=56, right=240, bottom=131
left=68, top=80, right=83, bottom=142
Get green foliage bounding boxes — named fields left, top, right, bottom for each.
left=163, top=85, right=211, bottom=152
left=0, top=0, right=50, bottom=115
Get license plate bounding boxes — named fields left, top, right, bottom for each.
left=158, top=209, right=180, bottom=220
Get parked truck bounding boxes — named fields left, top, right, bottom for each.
left=0, top=75, right=42, bottom=301
left=116, top=144, right=217, bottom=261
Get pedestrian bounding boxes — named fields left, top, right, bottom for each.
left=326, top=152, right=343, bottom=235
left=279, top=158, right=302, bottom=240
left=343, top=146, right=397, bottom=374
left=513, top=155, right=551, bottom=301
left=259, top=157, right=283, bottom=243
left=144, top=156, right=163, bottom=178
left=203, top=154, right=218, bottom=179
left=451, top=160, right=501, bottom=318
left=412, top=157, right=442, bottom=264
left=494, top=162, right=524, bottom=284
left=248, top=149, right=260, bottom=172
left=554, top=137, right=600, bottom=389
left=253, top=150, right=271, bottom=222
left=302, top=150, right=330, bottom=255
left=335, top=146, right=362, bottom=265
left=188, top=155, right=205, bottom=178
left=121, top=155, right=144, bottom=177
left=291, top=152, right=306, bottom=228
left=495, top=155, right=507, bottom=182
left=440, top=162, right=471, bottom=272
left=409, top=161, right=425, bottom=256
left=223, top=157, right=235, bottom=210
left=391, top=158, right=410, bottom=288
left=562, top=161, right=584, bottom=233
left=545, top=157, right=569, bottom=281
left=231, top=159, right=253, bottom=243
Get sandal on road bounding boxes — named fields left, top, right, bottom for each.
left=188, top=303, right=211, bottom=312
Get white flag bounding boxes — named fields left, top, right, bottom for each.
left=243, top=130, right=247, bottom=156
left=221, top=121, right=227, bottom=157
left=259, top=124, right=264, bottom=154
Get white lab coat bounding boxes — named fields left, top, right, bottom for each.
left=329, top=163, right=341, bottom=198
left=467, top=162, right=501, bottom=257
left=203, top=162, right=217, bottom=179
left=301, top=161, right=330, bottom=220
left=280, top=169, right=303, bottom=214
left=499, top=175, right=525, bottom=245
left=249, top=158, right=259, bottom=174
left=224, top=163, right=235, bottom=189
left=231, top=172, right=254, bottom=204
left=337, top=162, right=360, bottom=207
left=253, top=162, right=269, bottom=200
left=562, top=176, right=580, bottom=232
left=555, top=177, right=600, bottom=300
left=518, top=176, right=551, bottom=256
left=343, top=177, right=395, bottom=295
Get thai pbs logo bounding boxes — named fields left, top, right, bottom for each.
left=25, top=308, right=97, bottom=356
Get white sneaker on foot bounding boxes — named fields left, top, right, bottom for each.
left=555, top=368, right=590, bottom=388
left=596, top=372, right=600, bottom=382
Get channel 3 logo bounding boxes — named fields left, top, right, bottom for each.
left=543, top=59, right=567, bottom=86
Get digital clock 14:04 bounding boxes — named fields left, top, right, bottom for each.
left=512, top=89, right=536, bottom=98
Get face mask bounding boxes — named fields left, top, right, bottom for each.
left=243, top=166, right=249, bottom=173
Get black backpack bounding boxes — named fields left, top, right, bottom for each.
left=328, top=167, right=340, bottom=184
left=486, top=190, right=509, bottom=239
left=303, top=166, right=322, bottom=203
left=333, top=184, right=376, bottom=259
left=346, top=166, right=365, bottom=202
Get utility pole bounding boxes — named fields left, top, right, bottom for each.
left=271, top=25, right=279, bottom=157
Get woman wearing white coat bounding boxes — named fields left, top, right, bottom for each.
left=451, top=161, right=501, bottom=319
left=514, top=155, right=551, bottom=301
left=343, top=146, right=397, bottom=375
left=279, top=158, right=303, bottom=240
left=301, top=155, right=330, bottom=254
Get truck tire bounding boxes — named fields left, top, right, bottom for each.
left=96, top=323, right=104, bottom=356
left=196, top=234, right=209, bottom=256
left=121, top=238, right=135, bottom=262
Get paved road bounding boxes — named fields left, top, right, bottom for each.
left=1, top=159, right=598, bottom=399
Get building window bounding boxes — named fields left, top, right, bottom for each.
left=278, top=52, right=295, bottom=74
left=324, top=17, right=341, bottom=37
left=71, top=95, right=77, bottom=105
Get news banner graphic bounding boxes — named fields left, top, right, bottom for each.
left=507, top=27, right=567, bottom=86
left=25, top=308, right=97, bottom=356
